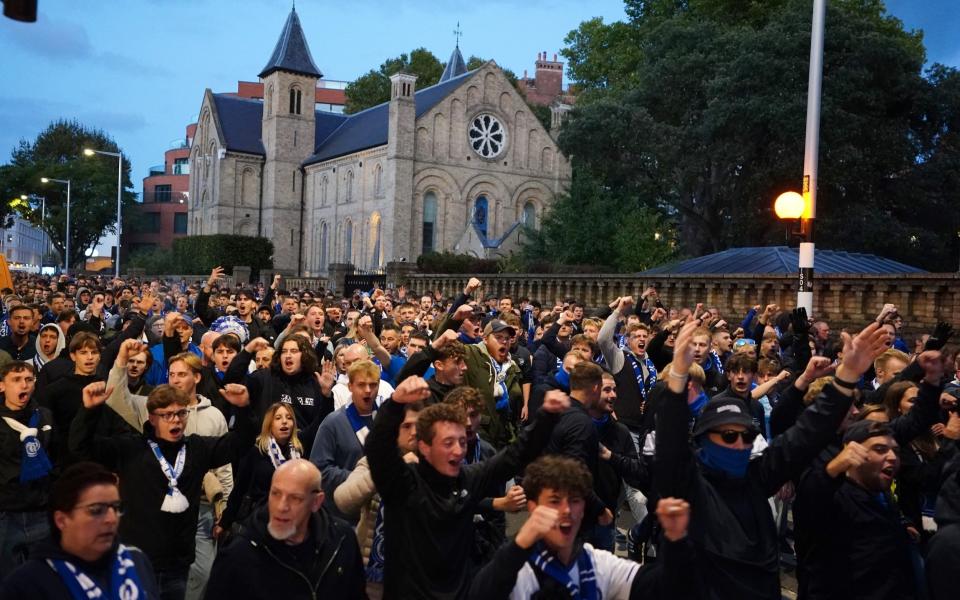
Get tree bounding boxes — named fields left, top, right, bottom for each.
left=553, top=0, right=960, bottom=269
left=344, top=48, right=443, bottom=113
left=0, top=119, right=137, bottom=270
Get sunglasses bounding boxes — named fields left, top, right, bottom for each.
left=152, top=409, right=189, bottom=422
left=76, top=501, right=124, bottom=518
left=733, top=338, right=757, bottom=348
left=712, top=429, right=759, bottom=444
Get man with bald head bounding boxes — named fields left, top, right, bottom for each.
left=206, top=459, right=364, bottom=598
left=332, top=343, right=394, bottom=410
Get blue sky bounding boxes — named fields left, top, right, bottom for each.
left=1, top=0, right=957, bottom=251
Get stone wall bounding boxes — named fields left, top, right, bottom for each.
left=403, top=272, right=960, bottom=339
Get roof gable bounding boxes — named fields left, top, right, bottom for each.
left=259, top=8, right=322, bottom=79
left=305, top=68, right=478, bottom=165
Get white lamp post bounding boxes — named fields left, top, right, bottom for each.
left=40, top=177, right=71, bottom=275
left=83, top=148, right=123, bottom=277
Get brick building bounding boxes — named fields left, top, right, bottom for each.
left=517, top=52, right=575, bottom=107
left=123, top=124, right=194, bottom=261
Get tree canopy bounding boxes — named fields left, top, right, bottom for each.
left=0, top=119, right=137, bottom=269
left=539, top=0, right=960, bottom=271
left=344, top=48, right=444, bottom=113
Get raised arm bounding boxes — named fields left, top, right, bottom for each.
left=366, top=377, right=432, bottom=501
left=194, top=267, right=225, bottom=326
left=105, top=340, right=152, bottom=432
left=599, top=297, right=629, bottom=374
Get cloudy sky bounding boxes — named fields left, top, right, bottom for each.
left=1, top=0, right=956, bottom=251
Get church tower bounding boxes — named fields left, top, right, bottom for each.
left=258, top=6, right=320, bottom=273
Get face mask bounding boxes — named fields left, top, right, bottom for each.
left=688, top=390, right=709, bottom=416
left=698, top=438, right=751, bottom=478
left=555, top=367, right=571, bottom=390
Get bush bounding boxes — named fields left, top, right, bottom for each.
left=172, top=235, right=274, bottom=277
left=127, top=235, right=273, bottom=276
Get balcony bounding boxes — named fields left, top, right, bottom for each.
left=148, top=165, right=165, bottom=176
left=141, top=190, right=189, bottom=204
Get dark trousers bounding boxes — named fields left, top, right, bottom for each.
left=155, top=566, right=189, bottom=600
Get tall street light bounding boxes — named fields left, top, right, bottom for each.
left=40, top=177, right=71, bottom=275
left=83, top=148, right=123, bottom=278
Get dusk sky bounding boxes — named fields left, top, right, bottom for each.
left=1, top=0, right=957, bottom=252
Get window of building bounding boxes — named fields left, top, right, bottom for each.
left=319, top=222, right=329, bottom=270
left=422, top=192, right=438, bottom=254
left=374, top=164, right=383, bottom=197
left=369, top=213, right=382, bottom=268
left=173, top=158, right=189, bottom=175
left=345, top=170, right=354, bottom=202
left=473, top=196, right=489, bottom=239
left=154, top=185, right=172, bottom=203
left=174, top=213, right=187, bottom=234
left=344, top=219, right=353, bottom=263
left=523, top=201, right=537, bottom=229
left=289, top=88, right=302, bottom=115
left=144, top=212, right=161, bottom=233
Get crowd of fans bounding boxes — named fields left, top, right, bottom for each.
left=0, top=268, right=958, bottom=599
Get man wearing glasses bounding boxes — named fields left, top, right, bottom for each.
left=1, top=461, right=160, bottom=598
left=69, top=382, right=254, bottom=600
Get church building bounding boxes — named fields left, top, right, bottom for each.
left=187, top=7, right=571, bottom=275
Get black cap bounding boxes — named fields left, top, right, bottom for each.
left=692, top=398, right=757, bottom=438
left=843, top=420, right=893, bottom=445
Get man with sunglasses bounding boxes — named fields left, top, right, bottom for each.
left=70, top=382, right=255, bottom=600
left=655, top=319, right=891, bottom=600
left=1, top=461, right=160, bottom=599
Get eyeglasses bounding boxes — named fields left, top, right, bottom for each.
left=151, top=409, right=189, bottom=422
left=711, top=429, right=759, bottom=444
left=75, top=501, right=124, bottom=518
left=733, top=338, right=757, bottom=348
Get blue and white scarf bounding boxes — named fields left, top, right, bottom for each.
left=148, top=441, right=188, bottom=513
left=366, top=503, right=386, bottom=583
left=49, top=544, right=144, bottom=600
left=527, top=542, right=598, bottom=600
left=626, top=353, right=657, bottom=400
left=267, top=436, right=300, bottom=469
left=492, top=358, right=511, bottom=411
left=345, top=404, right=375, bottom=446
left=703, top=350, right=724, bottom=375
left=3, top=409, right=53, bottom=483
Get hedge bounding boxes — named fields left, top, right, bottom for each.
left=128, top=235, right=273, bottom=276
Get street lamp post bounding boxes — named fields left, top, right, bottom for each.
left=40, top=177, right=71, bottom=275
left=796, top=0, right=826, bottom=316
left=83, top=148, right=123, bottom=278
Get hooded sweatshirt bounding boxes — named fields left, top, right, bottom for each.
left=927, top=455, right=960, bottom=600
left=32, top=323, right=66, bottom=372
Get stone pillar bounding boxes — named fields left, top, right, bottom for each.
left=327, top=263, right=354, bottom=295
left=233, top=266, right=251, bottom=286
left=386, top=261, right=417, bottom=289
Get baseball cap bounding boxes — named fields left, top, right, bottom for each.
left=483, top=319, right=516, bottom=338
left=843, top=420, right=893, bottom=445
left=692, top=398, right=757, bottom=438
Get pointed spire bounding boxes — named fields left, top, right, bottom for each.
left=440, top=45, right=467, bottom=82
left=259, top=7, right=322, bottom=79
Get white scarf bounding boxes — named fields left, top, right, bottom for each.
left=267, top=436, right=300, bottom=469
left=148, top=441, right=189, bottom=513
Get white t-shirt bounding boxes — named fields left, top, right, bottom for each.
left=332, top=380, right=394, bottom=411
left=510, top=544, right=640, bottom=600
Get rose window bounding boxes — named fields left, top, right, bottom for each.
left=468, top=114, right=506, bottom=159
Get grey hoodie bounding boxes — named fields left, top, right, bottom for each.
left=32, top=322, right=66, bottom=371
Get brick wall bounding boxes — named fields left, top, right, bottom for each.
left=403, top=272, right=960, bottom=339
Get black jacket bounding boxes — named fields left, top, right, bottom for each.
left=0, top=538, right=159, bottom=600
left=0, top=401, right=54, bottom=512
left=544, top=398, right=599, bottom=488
left=206, top=504, right=365, bottom=600
left=928, top=456, right=960, bottom=600
left=396, top=346, right=457, bottom=405
left=366, top=398, right=558, bottom=600
left=38, top=372, right=102, bottom=466
left=0, top=334, right=37, bottom=361
left=219, top=445, right=283, bottom=530
left=531, top=345, right=561, bottom=386
left=68, top=404, right=255, bottom=571
left=654, top=381, right=854, bottom=600
left=596, top=416, right=651, bottom=508
left=795, top=466, right=918, bottom=600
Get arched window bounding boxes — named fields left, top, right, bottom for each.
left=266, top=84, right=273, bottom=116
left=321, top=175, right=329, bottom=206
left=344, top=219, right=353, bottom=264
left=289, top=88, right=302, bottom=115
left=319, top=222, right=328, bottom=270
left=523, top=201, right=537, bottom=229
left=345, top=171, right=354, bottom=202
left=422, top=192, right=438, bottom=254
left=369, top=213, right=382, bottom=268
left=473, top=196, right=489, bottom=239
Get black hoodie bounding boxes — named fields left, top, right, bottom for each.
left=0, top=400, right=54, bottom=512
left=0, top=538, right=159, bottom=599
left=206, top=504, right=365, bottom=599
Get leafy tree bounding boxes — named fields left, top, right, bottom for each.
left=553, top=0, right=960, bottom=269
left=344, top=48, right=443, bottom=113
left=0, top=119, right=137, bottom=270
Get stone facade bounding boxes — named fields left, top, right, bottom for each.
left=300, top=62, right=570, bottom=276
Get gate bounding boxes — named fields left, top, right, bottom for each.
left=344, top=268, right=386, bottom=293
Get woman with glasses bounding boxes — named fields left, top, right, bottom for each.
left=1, top=461, right=160, bottom=599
